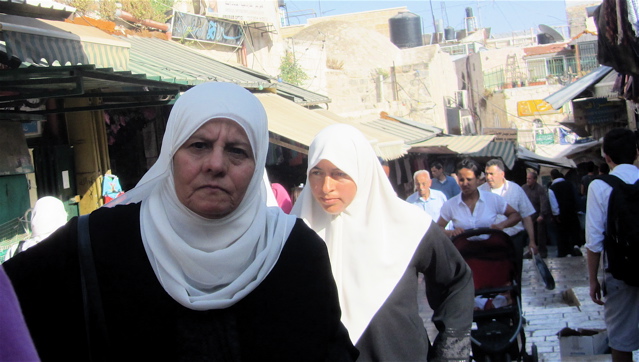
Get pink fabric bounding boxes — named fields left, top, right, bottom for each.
left=271, top=183, right=293, bottom=214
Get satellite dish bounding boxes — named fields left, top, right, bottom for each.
left=538, top=24, right=565, bottom=43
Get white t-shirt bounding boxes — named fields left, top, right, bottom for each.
left=440, top=190, right=508, bottom=231
left=479, top=180, right=535, bottom=236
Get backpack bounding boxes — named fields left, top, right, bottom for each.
left=598, top=175, right=639, bottom=287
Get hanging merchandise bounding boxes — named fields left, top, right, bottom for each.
left=102, top=174, right=125, bottom=203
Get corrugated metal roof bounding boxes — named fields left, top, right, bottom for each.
left=0, top=14, right=130, bottom=69
left=124, top=36, right=330, bottom=105
left=362, top=115, right=442, bottom=144
left=543, top=66, right=613, bottom=109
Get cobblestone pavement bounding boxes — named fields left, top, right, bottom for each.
left=418, top=245, right=639, bottom=361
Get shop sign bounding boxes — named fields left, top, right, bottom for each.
left=573, top=98, right=626, bottom=125
left=517, top=100, right=562, bottom=117
left=535, top=133, right=555, bottom=145
left=205, top=0, right=274, bottom=23
left=482, top=128, right=517, bottom=142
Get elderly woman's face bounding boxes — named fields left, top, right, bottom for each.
left=173, top=118, right=255, bottom=219
left=309, top=159, right=357, bottom=215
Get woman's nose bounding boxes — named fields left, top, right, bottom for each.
left=204, top=148, right=226, bottom=173
left=322, top=176, right=335, bottom=193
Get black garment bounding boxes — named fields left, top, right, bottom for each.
left=549, top=180, right=582, bottom=257
left=356, top=222, right=473, bottom=361
left=4, top=203, right=357, bottom=361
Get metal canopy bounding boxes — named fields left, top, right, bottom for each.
left=124, top=36, right=330, bottom=106
left=0, top=64, right=188, bottom=119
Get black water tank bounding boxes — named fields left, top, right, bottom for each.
left=444, top=26, right=456, bottom=41
left=389, top=12, right=423, bottom=48
left=466, top=7, right=474, bottom=17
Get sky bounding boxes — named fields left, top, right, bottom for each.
left=283, top=1, right=581, bottom=37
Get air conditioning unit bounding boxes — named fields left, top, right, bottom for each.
left=461, top=115, right=476, bottom=135
left=455, top=90, right=468, bottom=109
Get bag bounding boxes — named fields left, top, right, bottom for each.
left=598, top=175, right=639, bottom=287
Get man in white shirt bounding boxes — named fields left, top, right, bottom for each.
left=406, top=170, right=448, bottom=221
left=480, top=159, right=537, bottom=289
left=586, top=128, right=639, bottom=362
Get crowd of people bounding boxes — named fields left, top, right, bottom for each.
left=1, top=81, right=637, bottom=361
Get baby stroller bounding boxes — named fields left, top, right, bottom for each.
left=452, top=228, right=538, bottom=362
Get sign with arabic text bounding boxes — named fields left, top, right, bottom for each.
left=206, top=0, right=275, bottom=23
left=482, top=128, right=517, bottom=142
left=517, top=99, right=562, bottom=117
left=535, top=133, right=555, bottom=145
left=573, top=98, right=626, bottom=125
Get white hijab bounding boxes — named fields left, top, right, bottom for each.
left=108, top=82, right=296, bottom=310
left=291, top=124, right=432, bottom=344
left=30, top=196, right=68, bottom=241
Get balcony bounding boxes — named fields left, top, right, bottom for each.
left=483, top=54, right=599, bottom=90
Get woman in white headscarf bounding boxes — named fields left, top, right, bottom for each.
left=4, top=83, right=357, bottom=361
left=4, top=196, right=68, bottom=261
left=291, top=124, right=474, bottom=361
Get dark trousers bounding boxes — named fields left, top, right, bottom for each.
left=511, top=230, right=526, bottom=295
left=555, top=215, right=580, bottom=257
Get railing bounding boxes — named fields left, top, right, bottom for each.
left=483, top=54, right=600, bottom=90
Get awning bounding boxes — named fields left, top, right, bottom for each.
left=256, top=93, right=408, bottom=160
left=468, top=141, right=516, bottom=170
left=409, top=135, right=496, bottom=154
left=543, top=65, right=613, bottom=109
left=516, top=145, right=576, bottom=168
left=124, top=36, right=330, bottom=106
left=313, top=109, right=410, bottom=160
left=534, top=140, right=601, bottom=160
left=0, top=14, right=130, bottom=70
left=360, top=114, right=442, bottom=144
left=0, top=64, right=186, bottom=119
left=0, top=0, right=76, bottom=21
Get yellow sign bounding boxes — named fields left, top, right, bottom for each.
left=517, top=100, right=562, bottom=117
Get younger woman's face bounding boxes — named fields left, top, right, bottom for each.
left=308, top=159, right=357, bottom=215
left=457, top=168, right=479, bottom=196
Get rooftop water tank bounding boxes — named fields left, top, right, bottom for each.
left=466, top=7, right=474, bottom=17
left=389, top=12, right=423, bottom=48
left=444, top=26, right=456, bottom=41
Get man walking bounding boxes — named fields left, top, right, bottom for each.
left=586, top=128, right=639, bottom=362
left=548, top=169, right=582, bottom=257
left=430, top=161, right=461, bottom=199
left=406, top=170, right=447, bottom=221
left=480, top=159, right=537, bottom=289
left=522, top=171, right=551, bottom=258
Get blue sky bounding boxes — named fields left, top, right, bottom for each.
left=283, top=1, right=577, bottom=37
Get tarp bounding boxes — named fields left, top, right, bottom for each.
left=517, top=145, right=576, bottom=168
left=534, top=140, right=601, bottom=160
left=543, top=65, right=613, bottom=109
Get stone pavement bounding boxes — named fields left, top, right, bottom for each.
left=418, top=245, right=639, bottom=361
